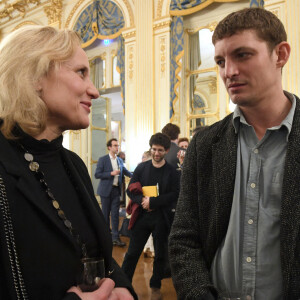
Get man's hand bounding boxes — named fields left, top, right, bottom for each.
left=141, top=196, right=151, bottom=211
left=67, top=278, right=134, bottom=300
left=111, top=170, right=120, bottom=176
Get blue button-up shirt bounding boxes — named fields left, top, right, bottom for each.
left=211, top=92, right=296, bottom=300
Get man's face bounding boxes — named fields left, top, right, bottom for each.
left=108, top=140, right=119, bottom=155
left=214, top=30, right=279, bottom=108
left=150, top=144, right=167, bottom=163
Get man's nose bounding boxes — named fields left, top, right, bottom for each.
left=224, top=60, right=239, bottom=79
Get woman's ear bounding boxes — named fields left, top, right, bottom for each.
left=275, top=41, right=291, bottom=68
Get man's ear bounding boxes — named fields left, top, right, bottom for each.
left=165, top=149, right=170, bottom=154
left=275, top=41, right=291, bottom=68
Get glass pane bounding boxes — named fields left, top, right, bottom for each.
left=190, top=71, right=218, bottom=115
left=92, top=130, right=106, bottom=162
left=190, top=28, right=215, bottom=72
left=113, top=56, right=120, bottom=86
left=91, top=162, right=100, bottom=195
left=92, top=98, right=107, bottom=128
left=198, top=28, right=215, bottom=70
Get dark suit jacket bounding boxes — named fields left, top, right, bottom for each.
left=95, top=154, right=132, bottom=197
left=127, top=160, right=179, bottom=231
left=169, top=95, right=300, bottom=300
left=164, top=141, right=180, bottom=170
left=0, top=133, right=137, bottom=300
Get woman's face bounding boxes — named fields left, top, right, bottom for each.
left=39, top=46, right=99, bottom=136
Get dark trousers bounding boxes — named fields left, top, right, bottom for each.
left=100, top=186, right=120, bottom=240
left=121, top=210, right=168, bottom=288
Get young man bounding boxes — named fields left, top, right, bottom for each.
left=162, top=123, right=181, bottom=170
left=169, top=8, right=300, bottom=300
left=122, top=133, right=179, bottom=300
left=95, top=138, right=132, bottom=247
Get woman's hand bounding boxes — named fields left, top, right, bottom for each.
left=67, top=278, right=133, bottom=300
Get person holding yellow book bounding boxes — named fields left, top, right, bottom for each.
left=122, top=133, right=179, bottom=300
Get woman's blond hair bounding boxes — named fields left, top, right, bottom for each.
left=0, top=25, right=82, bottom=139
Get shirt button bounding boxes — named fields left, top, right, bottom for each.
left=246, top=257, right=252, bottom=263
left=250, top=183, right=256, bottom=188
left=248, top=219, right=253, bottom=225
left=254, top=149, right=259, bottom=154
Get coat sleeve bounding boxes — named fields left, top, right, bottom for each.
left=95, top=156, right=112, bottom=179
left=126, top=164, right=143, bottom=205
left=168, top=136, right=218, bottom=299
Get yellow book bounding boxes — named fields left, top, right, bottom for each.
left=142, top=185, right=158, bottom=197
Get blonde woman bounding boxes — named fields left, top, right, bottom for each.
left=0, top=26, right=136, bottom=300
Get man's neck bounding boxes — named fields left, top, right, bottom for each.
left=152, top=159, right=166, bottom=168
left=109, top=152, right=117, bottom=158
left=239, top=92, right=292, bottom=140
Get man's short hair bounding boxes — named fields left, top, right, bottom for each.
left=162, top=123, right=180, bottom=141
left=149, top=133, right=171, bottom=151
left=178, top=137, right=189, bottom=144
left=107, top=138, right=117, bottom=148
left=212, top=8, right=287, bottom=52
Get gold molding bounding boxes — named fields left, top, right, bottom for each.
left=0, top=0, right=49, bottom=26
left=44, top=0, right=62, bottom=26
left=153, top=20, right=171, bottom=31
left=170, top=0, right=240, bottom=16
left=64, top=0, right=85, bottom=28
left=12, top=20, right=38, bottom=31
left=122, top=29, right=136, bottom=39
left=121, top=0, right=134, bottom=27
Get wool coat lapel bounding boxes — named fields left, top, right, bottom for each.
left=211, top=116, right=237, bottom=243
left=61, top=150, right=113, bottom=271
left=280, top=97, right=300, bottom=293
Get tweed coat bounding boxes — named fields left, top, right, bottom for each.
left=0, top=132, right=136, bottom=300
left=169, top=95, right=300, bottom=300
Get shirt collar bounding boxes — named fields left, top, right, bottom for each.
left=232, top=91, right=296, bottom=139
left=109, top=153, right=117, bottom=160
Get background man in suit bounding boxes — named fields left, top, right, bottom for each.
left=169, top=7, right=300, bottom=300
left=95, top=138, right=132, bottom=247
left=122, top=133, right=179, bottom=300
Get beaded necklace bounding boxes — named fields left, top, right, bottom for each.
left=19, top=143, right=88, bottom=259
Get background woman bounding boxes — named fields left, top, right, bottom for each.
left=0, top=25, right=136, bottom=300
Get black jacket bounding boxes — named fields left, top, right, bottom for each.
left=0, top=132, right=137, bottom=300
left=127, top=160, right=179, bottom=232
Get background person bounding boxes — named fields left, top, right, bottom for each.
left=161, top=123, right=181, bottom=170
left=95, top=138, right=132, bottom=247
left=169, top=7, right=299, bottom=300
left=122, top=133, right=179, bottom=300
left=0, top=25, right=136, bottom=299
left=178, top=137, right=189, bottom=149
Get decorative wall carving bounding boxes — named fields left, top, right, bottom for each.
left=128, top=45, right=134, bottom=80
left=44, top=0, right=62, bottom=25
left=0, top=0, right=48, bottom=26
left=160, top=37, right=166, bottom=76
